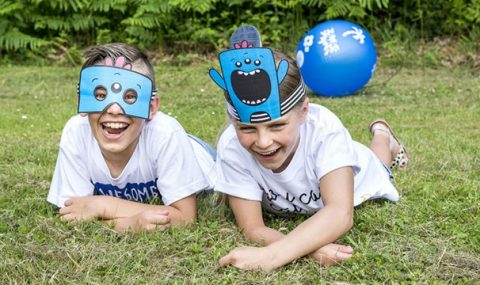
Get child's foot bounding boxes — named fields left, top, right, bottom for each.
left=368, top=119, right=409, bottom=170
left=230, top=25, right=262, bottom=49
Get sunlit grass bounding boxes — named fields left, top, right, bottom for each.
left=0, top=61, right=479, bottom=283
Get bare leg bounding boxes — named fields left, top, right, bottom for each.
left=368, top=120, right=405, bottom=168
left=368, top=130, right=399, bottom=167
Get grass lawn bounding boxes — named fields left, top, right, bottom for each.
left=0, top=60, right=479, bottom=284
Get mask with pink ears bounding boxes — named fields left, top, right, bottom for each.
left=77, top=56, right=156, bottom=119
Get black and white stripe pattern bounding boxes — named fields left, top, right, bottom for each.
left=280, top=79, right=306, bottom=116
left=226, top=102, right=240, bottom=120
left=250, top=112, right=271, bottom=123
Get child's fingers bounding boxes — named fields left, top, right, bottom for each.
left=64, top=199, right=74, bottom=206
left=218, top=253, right=234, bottom=267
left=310, top=243, right=353, bottom=267
left=336, top=245, right=353, bottom=254
left=143, top=209, right=169, bottom=217
left=334, top=249, right=353, bottom=260
left=152, top=209, right=169, bottom=216
left=326, top=245, right=353, bottom=265
left=144, top=223, right=169, bottom=232
left=151, top=214, right=170, bottom=225
left=59, top=206, right=71, bottom=215
left=60, top=213, right=74, bottom=221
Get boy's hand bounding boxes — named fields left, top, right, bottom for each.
left=308, top=243, right=353, bottom=267
left=118, top=209, right=171, bottom=233
left=60, top=196, right=104, bottom=221
left=218, top=246, right=277, bottom=271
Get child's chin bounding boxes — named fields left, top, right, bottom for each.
left=99, top=143, right=128, bottom=154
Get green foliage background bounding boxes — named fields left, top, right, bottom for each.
left=1, top=0, right=479, bottom=64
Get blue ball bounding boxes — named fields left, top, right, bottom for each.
left=296, top=20, right=377, bottom=97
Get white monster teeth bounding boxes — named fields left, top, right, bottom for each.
left=241, top=98, right=267, bottom=105
left=236, top=69, right=261, bottom=77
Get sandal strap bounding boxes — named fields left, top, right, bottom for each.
left=370, top=123, right=396, bottom=152
left=390, top=145, right=409, bottom=170
left=369, top=119, right=409, bottom=170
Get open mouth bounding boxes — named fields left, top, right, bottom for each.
left=255, top=147, right=280, bottom=159
left=231, top=69, right=271, bottom=105
left=102, top=122, right=129, bottom=135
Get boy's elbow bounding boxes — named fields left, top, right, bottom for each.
left=346, top=216, right=353, bottom=232
left=176, top=211, right=196, bottom=226
left=184, top=214, right=196, bottom=225
left=343, top=209, right=354, bottom=233
left=331, top=206, right=353, bottom=234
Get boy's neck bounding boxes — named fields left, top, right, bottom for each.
left=101, top=139, right=139, bottom=178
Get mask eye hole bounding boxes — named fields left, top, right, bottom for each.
left=94, top=86, right=107, bottom=101
left=235, top=61, right=242, bottom=67
left=254, top=60, right=261, bottom=66
left=123, top=89, right=138, bottom=104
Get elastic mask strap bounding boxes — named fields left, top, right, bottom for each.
left=226, top=102, right=240, bottom=120
left=280, top=79, right=307, bottom=116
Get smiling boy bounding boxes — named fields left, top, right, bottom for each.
left=210, top=28, right=408, bottom=270
left=47, top=43, right=215, bottom=232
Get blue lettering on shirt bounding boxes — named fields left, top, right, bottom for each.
left=93, top=179, right=161, bottom=203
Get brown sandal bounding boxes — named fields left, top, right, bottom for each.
left=368, top=119, right=409, bottom=170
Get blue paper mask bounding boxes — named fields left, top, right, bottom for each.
left=209, top=47, right=286, bottom=123
left=209, top=46, right=305, bottom=123
left=78, top=64, right=154, bottom=119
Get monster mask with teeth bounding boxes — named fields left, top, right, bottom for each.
left=209, top=47, right=291, bottom=123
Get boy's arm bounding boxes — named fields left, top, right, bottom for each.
left=227, top=196, right=283, bottom=244
left=226, top=196, right=352, bottom=267
left=60, top=194, right=196, bottom=227
left=108, top=209, right=171, bottom=233
left=219, top=166, right=354, bottom=271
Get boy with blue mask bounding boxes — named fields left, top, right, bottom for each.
left=48, top=43, right=216, bottom=232
left=211, top=27, right=409, bottom=270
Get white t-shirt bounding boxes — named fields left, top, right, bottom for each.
left=48, top=112, right=215, bottom=208
left=215, top=103, right=399, bottom=215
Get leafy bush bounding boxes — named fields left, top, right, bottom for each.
left=0, top=0, right=479, bottom=64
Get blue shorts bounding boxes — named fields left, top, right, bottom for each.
left=382, top=162, right=394, bottom=183
left=188, top=134, right=217, bottom=160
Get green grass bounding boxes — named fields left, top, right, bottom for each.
left=0, top=60, right=479, bottom=284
